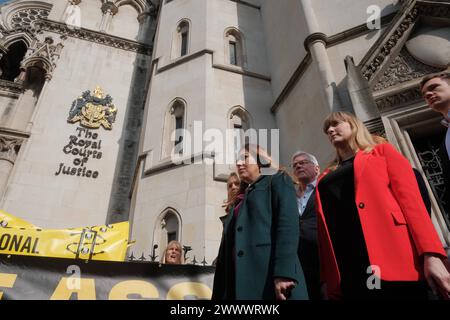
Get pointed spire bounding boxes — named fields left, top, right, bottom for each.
left=345, top=55, right=380, bottom=122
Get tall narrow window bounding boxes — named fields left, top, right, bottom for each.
left=174, top=21, right=189, bottom=59
left=225, top=29, right=244, bottom=67
left=229, top=41, right=237, bottom=66
left=175, top=114, right=183, bottom=154
left=168, top=231, right=176, bottom=243
left=181, top=31, right=188, bottom=57
left=164, top=212, right=179, bottom=242
left=154, top=208, right=182, bottom=257
left=232, top=114, right=244, bottom=157
left=230, top=108, right=251, bottom=159
left=163, top=99, right=186, bottom=159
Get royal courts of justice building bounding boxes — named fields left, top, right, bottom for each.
left=0, top=0, right=448, bottom=263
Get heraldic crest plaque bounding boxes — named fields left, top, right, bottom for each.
left=67, top=86, right=117, bottom=130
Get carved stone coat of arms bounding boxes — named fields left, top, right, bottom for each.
left=67, top=86, right=117, bottom=130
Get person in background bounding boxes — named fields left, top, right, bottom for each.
left=420, top=72, right=450, bottom=215
left=316, top=111, right=450, bottom=300
left=222, top=172, right=246, bottom=215
left=291, top=150, right=321, bottom=300
left=161, top=240, right=184, bottom=265
left=212, top=173, right=248, bottom=267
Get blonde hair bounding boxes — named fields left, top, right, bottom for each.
left=222, top=173, right=247, bottom=213
left=160, top=240, right=184, bottom=264
left=371, top=134, right=387, bottom=145
left=323, top=112, right=376, bottom=170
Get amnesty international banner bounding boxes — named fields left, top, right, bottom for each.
left=0, top=211, right=36, bottom=229
left=0, top=254, right=214, bottom=300
left=0, top=212, right=214, bottom=301
left=0, top=211, right=129, bottom=261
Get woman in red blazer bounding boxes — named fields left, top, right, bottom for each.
left=316, top=111, right=450, bottom=300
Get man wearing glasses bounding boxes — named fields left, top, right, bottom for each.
left=291, top=151, right=321, bottom=300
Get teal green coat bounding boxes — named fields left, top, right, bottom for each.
left=212, top=171, right=309, bottom=300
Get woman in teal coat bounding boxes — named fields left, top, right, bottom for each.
left=212, top=144, right=309, bottom=300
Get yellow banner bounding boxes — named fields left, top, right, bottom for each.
left=0, top=211, right=36, bottom=229
left=0, top=211, right=129, bottom=261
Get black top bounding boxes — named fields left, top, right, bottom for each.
left=318, top=157, right=371, bottom=296
left=318, top=158, right=428, bottom=300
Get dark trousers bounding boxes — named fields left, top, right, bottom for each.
left=298, top=239, right=320, bottom=300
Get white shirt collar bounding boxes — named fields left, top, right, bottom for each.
left=304, top=179, right=317, bottom=190
left=441, top=110, right=450, bottom=127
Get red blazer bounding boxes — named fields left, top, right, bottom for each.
left=315, top=143, right=447, bottom=299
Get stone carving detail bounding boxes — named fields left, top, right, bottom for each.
left=363, top=117, right=385, bottom=136
left=10, top=8, right=50, bottom=30
left=361, top=1, right=450, bottom=83
left=0, top=79, right=24, bottom=94
left=362, top=5, right=419, bottom=82
left=0, top=24, right=32, bottom=40
left=373, top=48, right=442, bottom=91
left=20, top=36, right=64, bottom=81
left=101, top=2, right=119, bottom=16
left=34, top=20, right=152, bottom=55
left=0, top=137, right=23, bottom=163
left=417, top=1, right=450, bottom=18
left=148, top=2, right=158, bottom=18
left=375, top=87, right=423, bottom=111
left=67, top=86, right=118, bottom=130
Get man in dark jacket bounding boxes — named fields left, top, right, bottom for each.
left=421, top=72, right=450, bottom=216
left=291, top=150, right=321, bottom=300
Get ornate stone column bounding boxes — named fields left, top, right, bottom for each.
left=0, top=45, right=7, bottom=78
left=0, top=137, right=23, bottom=197
left=14, top=69, right=27, bottom=85
left=62, top=0, right=82, bottom=23
left=345, top=57, right=381, bottom=118
left=11, top=36, right=63, bottom=131
left=26, top=76, right=51, bottom=132
left=100, top=2, right=119, bottom=32
left=345, top=56, right=383, bottom=133
left=137, top=12, right=151, bottom=25
left=301, top=0, right=344, bottom=112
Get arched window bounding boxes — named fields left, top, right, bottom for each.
left=162, top=99, right=186, bottom=159
left=23, top=65, right=46, bottom=95
left=225, top=28, right=244, bottom=67
left=153, top=208, right=182, bottom=257
left=108, top=4, right=140, bottom=40
left=0, top=41, right=27, bottom=82
left=229, top=107, right=251, bottom=158
left=5, top=61, right=46, bottom=131
left=172, top=20, right=190, bottom=59
left=172, top=101, right=184, bottom=153
left=163, top=212, right=179, bottom=243
left=9, top=7, right=50, bottom=29
left=77, top=0, right=102, bottom=31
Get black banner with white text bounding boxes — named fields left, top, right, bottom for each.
left=0, top=254, right=214, bottom=300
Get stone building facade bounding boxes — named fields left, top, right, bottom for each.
left=0, top=0, right=448, bottom=264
